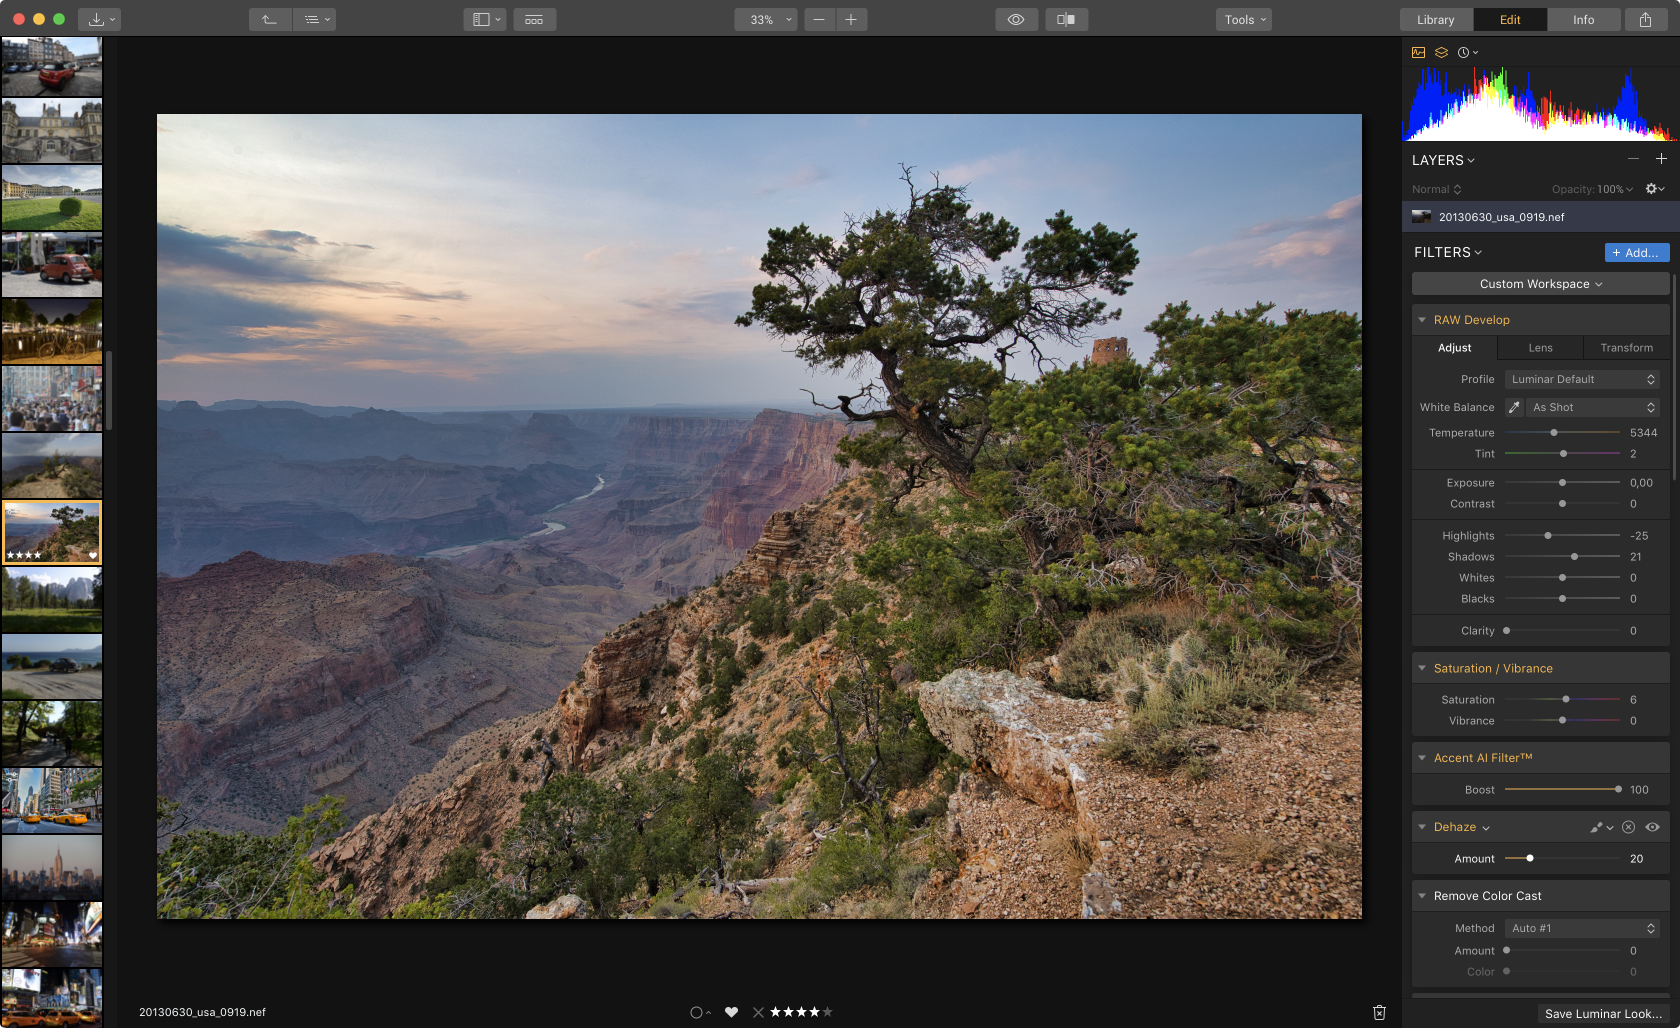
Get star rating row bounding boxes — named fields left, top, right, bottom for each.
left=769, top=1008, right=831, bottom=1017
left=5, top=552, right=43, bottom=560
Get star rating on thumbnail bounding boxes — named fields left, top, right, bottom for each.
left=768, top=1011, right=829, bottom=1018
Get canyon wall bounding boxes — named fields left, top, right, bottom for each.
left=157, top=546, right=655, bottom=838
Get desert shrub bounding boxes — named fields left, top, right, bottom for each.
left=522, top=746, right=534, bottom=761
left=746, top=594, right=791, bottom=638
left=739, top=641, right=765, bottom=669
left=1098, top=725, right=1210, bottom=781
left=1219, top=833, right=1291, bottom=866
left=424, top=842, right=486, bottom=898
left=904, top=794, right=947, bottom=828
left=1115, top=631, right=1303, bottom=732
left=829, top=581, right=878, bottom=617
left=684, top=732, right=711, bottom=761
left=662, top=662, right=680, bottom=677
left=1045, top=826, right=1098, bottom=875
left=531, top=729, right=543, bottom=741
left=508, top=766, right=520, bottom=782
left=710, top=636, right=737, bottom=661
left=548, top=728, right=559, bottom=744
left=59, top=198, right=81, bottom=217
left=640, top=721, right=656, bottom=744
left=395, top=832, right=409, bottom=851
left=638, top=676, right=651, bottom=699
left=497, top=743, right=510, bottom=760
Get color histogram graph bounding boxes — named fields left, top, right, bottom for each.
left=1406, top=68, right=1674, bottom=141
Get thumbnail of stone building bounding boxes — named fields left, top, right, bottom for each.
left=1091, top=337, right=1129, bottom=365
left=0, top=101, right=102, bottom=161
left=1, top=178, right=72, bottom=198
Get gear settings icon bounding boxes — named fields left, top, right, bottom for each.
left=1649, top=182, right=1662, bottom=194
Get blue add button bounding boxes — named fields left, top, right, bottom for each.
left=1606, top=243, right=1670, bottom=262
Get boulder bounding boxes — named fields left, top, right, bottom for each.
left=526, top=894, right=587, bottom=919
left=919, top=669, right=1105, bottom=830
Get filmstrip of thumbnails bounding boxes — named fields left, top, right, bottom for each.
left=0, top=29, right=103, bottom=1023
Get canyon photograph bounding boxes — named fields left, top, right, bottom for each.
left=156, top=115, right=1362, bottom=925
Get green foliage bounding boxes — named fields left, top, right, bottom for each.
left=757, top=809, right=919, bottom=918
left=684, top=735, right=761, bottom=882
left=522, top=746, right=535, bottom=761
left=58, top=197, right=82, bottom=217
left=684, top=730, right=712, bottom=762
left=829, top=581, right=878, bottom=617
left=388, top=892, right=465, bottom=919
left=745, top=593, right=791, bottom=639
left=739, top=641, right=765, bottom=669
left=497, top=743, right=509, bottom=760
left=424, top=843, right=488, bottom=900
left=640, top=720, right=656, bottom=745
left=158, top=796, right=359, bottom=919
left=986, top=302, right=1361, bottom=652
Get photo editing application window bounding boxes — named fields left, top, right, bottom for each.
left=1401, top=22, right=1680, bottom=1028
left=121, top=0, right=1680, bottom=1022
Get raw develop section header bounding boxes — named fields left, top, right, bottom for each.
left=1411, top=652, right=1669, bottom=682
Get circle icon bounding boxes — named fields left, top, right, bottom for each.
left=32, top=13, right=44, bottom=24
left=1007, top=12, right=1024, bottom=24
left=52, top=11, right=63, bottom=23
left=1457, top=46, right=1469, bottom=58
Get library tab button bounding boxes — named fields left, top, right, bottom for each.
left=1399, top=7, right=1473, bottom=30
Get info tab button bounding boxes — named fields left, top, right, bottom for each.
left=1215, top=8, right=1271, bottom=29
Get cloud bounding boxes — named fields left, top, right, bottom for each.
left=1148, top=195, right=1362, bottom=286
left=622, top=286, right=753, bottom=325
left=584, top=243, right=641, bottom=266
left=1, top=433, right=100, bottom=459
left=250, top=229, right=320, bottom=248
left=754, top=163, right=832, bottom=196
left=938, top=149, right=1027, bottom=186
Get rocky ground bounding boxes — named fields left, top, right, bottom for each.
left=922, top=667, right=1362, bottom=919
left=314, top=477, right=1362, bottom=920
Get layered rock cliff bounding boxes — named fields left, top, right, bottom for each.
left=157, top=546, right=655, bottom=839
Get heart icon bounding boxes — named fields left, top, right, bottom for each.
left=725, top=1009, right=739, bottom=1019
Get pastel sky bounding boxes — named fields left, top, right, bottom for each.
left=1, top=163, right=100, bottom=190
left=3, top=835, right=99, bottom=874
left=3, top=502, right=92, bottom=526
left=157, top=114, right=1361, bottom=410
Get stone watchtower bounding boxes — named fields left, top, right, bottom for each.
left=1091, top=337, right=1128, bottom=365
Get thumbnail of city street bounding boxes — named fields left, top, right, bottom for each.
left=1, top=767, right=99, bottom=828
left=0, top=903, right=99, bottom=968
left=0, top=968, right=101, bottom=1009
left=0, top=834, right=98, bottom=900
left=0, top=299, right=100, bottom=363
left=0, top=37, right=102, bottom=98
